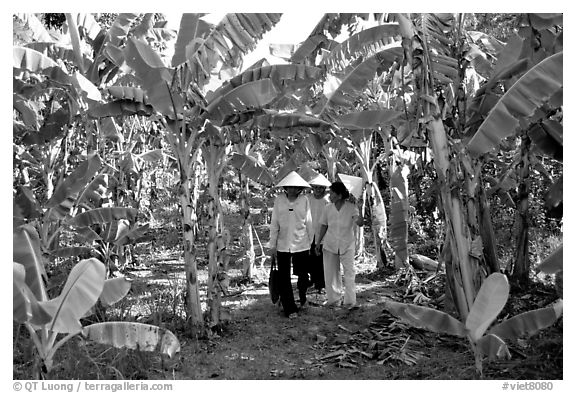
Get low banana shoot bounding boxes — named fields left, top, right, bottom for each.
left=383, top=272, right=562, bottom=375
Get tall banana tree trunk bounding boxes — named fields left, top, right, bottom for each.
left=202, top=128, right=229, bottom=330
left=365, top=182, right=388, bottom=269
left=428, top=118, right=482, bottom=319
left=164, top=120, right=204, bottom=333
left=512, top=134, right=531, bottom=286
left=238, top=172, right=256, bottom=280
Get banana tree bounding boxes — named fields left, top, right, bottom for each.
left=394, top=13, right=489, bottom=319
left=384, top=272, right=562, bottom=375
left=467, top=46, right=562, bottom=287
left=14, top=224, right=179, bottom=379
left=118, top=12, right=283, bottom=333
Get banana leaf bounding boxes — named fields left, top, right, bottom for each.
left=182, top=13, right=281, bottom=88
left=13, top=263, right=51, bottom=326
left=82, top=321, right=180, bottom=358
left=467, top=52, right=563, bottom=157
left=228, top=152, right=274, bottom=186
left=319, top=43, right=403, bottom=113
left=334, top=109, right=402, bottom=130
left=68, top=207, right=139, bottom=228
left=47, top=154, right=102, bottom=219
left=384, top=300, right=467, bottom=337
left=13, top=225, right=48, bottom=301
left=322, top=24, right=401, bottom=72
left=39, top=258, right=105, bottom=334
left=100, top=277, right=132, bottom=307
left=488, top=307, right=560, bottom=341
left=205, top=79, right=279, bottom=123
left=465, top=273, right=509, bottom=342
left=536, top=244, right=562, bottom=274
left=475, top=334, right=511, bottom=361
left=123, top=37, right=182, bottom=119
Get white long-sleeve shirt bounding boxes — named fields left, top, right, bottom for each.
left=268, top=193, right=313, bottom=253
left=319, top=201, right=359, bottom=254
left=307, top=193, right=330, bottom=241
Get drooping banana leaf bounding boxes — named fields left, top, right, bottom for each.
left=205, top=79, right=279, bottom=124
left=291, top=34, right=338, bottom=64
left=13, top=47, right=71, bottom=86
left=228, top=152, right=274, bottom=186
left=46, top=154, right=102, bottom=218
left=246, top=111, right=331, bottom=130
left=88, top=100, right=154, bottom=118
left=13, top=262, right=52, bottom=326
left=13, top=225, right=48, bottom=302
left=383, top=300, right=467, bottom=337
left=181, top=13, right=282, bottom=89
left=82, top=321, right=180, bottom=358
left=321, top=24, right=401, bottom=72
left=123, top=37, right=183, bottom=119
left=467, top=52, right=563, bottom=157
left=26, top=42, right=93, bottom=72
left=334, top=109, right=403, bottom=130
left=171, top=13, right=211, bottom=67
left=106, top=86, right=149, bottom=104
left=487, top=306, right=561, bottom=341
left=40, top=258, right=105, bottom=334
left=68, top=207, right=139, bottom=228
left=465, top=273, right=510, bottom=342
left=318, top=43, right=403, bottom=114
left=14, top=13, right=54, bottom=42
left=211, top=64, right=323, bottom=99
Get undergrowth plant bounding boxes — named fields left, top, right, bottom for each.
left=384, top=271, right=563, bottom=375
left=13, top=225, right=180, bottom=379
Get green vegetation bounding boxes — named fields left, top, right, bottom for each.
left=13, top=12, right=562, bottom=379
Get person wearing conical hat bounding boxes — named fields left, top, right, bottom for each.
left=305, top=173, right=331, bottom=297
left=315, top=181, right=364, bottom=310
left=268, top=171, right=314, bottom=319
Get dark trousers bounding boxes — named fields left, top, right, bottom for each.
left=277, top=250, right=310, bottom=316
left=309, top=240, right=325, bottom=291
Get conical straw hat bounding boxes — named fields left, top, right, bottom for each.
left=276, top=171, right=311, bottom=188
left=337, top=173, right=363, bottom=199
left=308, top=173, right=331, bottom=187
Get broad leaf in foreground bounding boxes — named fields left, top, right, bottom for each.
left=467, top=52, right=563, bottom=157
left=82, top=322, right=181, bottom=358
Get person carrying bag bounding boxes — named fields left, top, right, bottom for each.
left=267, top=171, right=313, bottom=319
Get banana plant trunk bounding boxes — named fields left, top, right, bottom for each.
left=512, top=134, right=531, bottom=286
left=238, top=172, right=256, bottom=280
left=177, top=155, right=204, bottom=333
left=366, top=182, right=388, bottom=269
left=428, top=117, right=482, bottom=320
left=203, top=142, right=228, bottom=330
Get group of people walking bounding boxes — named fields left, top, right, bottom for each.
left=267, top=171, right=363, bottom=319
